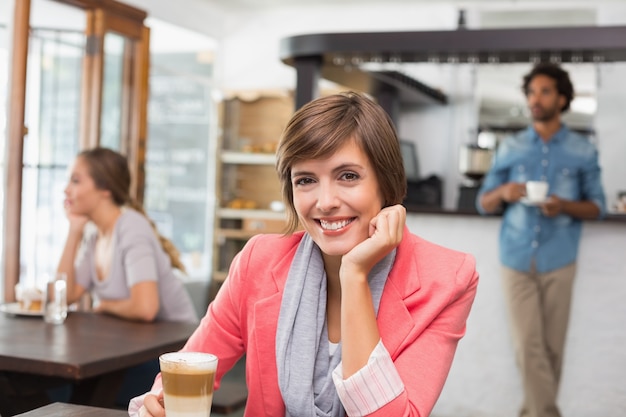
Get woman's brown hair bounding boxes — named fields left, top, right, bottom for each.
left=78, top=147, right=186, bottom=272
left=275, top=91, right=407, bottom=233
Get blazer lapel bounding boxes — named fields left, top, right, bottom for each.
left=249, top=249, right=292, bottom=414
left=377, top=231, right=421, bottom=357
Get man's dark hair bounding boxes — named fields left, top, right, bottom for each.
left=522, top=63, right=574, bottom=112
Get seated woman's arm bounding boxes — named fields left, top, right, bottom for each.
left=96, top=280, right=160, bottom=322
left=57, top=216, right=88, bottom=305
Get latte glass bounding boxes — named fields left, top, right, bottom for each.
left=159, top=352, right=218, bottom=417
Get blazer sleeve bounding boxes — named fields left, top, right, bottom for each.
left=180, top=243, right=251, bottom=388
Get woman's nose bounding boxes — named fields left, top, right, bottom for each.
left=315, top=183, right=339, bottom=212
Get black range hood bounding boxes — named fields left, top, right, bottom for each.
left=280, top=25, right=626, bottom=111
left=321, top=66, right=447, bottom=106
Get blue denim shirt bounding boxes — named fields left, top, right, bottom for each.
left=476, top=125, right=606, bottom=273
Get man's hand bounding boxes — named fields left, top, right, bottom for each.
left=500, top=182, right=527, bottom=203
left=540, top=195, right=563, bottom=217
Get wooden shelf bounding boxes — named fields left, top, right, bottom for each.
left=217, top=228, right=263, bottom=240
left=218, top=208, right=286, bottom=220
left=212, top=93, right=294, bottom=302
left=213, top=271, right=228, bottom=283
left=221, top=151, right=276, bottom=165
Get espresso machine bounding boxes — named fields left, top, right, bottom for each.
left=457, top=132, right=495, bottom=211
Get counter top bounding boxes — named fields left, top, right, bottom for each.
left=404, top=204, right=626, bottom=223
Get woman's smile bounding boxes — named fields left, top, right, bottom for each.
left=318, top=217, right=356, bottom=232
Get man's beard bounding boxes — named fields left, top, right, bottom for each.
left=531, top=104, right=560, bottom=122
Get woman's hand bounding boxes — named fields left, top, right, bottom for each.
left=340, top=204, right=406, bottom=279
left=338, top=204, right=405, bottom=377
left=141, top=392, right=165, bottom=417
left=64, top=201, right=89, bottom=235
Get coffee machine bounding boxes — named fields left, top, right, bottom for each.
left=457, top=133, right=495, bottom=211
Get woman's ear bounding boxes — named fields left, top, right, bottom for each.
left=98, top=188, right=113, bottom=202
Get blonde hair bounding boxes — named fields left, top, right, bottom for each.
left=78, top=147, right=186, bottom=272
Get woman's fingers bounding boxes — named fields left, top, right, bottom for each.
left=143, top=393, right=166, bottom=417
left=370, top=204, right=405, bottom=243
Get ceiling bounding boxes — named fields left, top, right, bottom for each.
left=209, top=0, right=607, bottom=12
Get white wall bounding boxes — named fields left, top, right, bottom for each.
left=407, top=213, right=626, bottom=417
left=596, top=63, right=626, bottom=210
left=595, top=6, right=626, bottom=210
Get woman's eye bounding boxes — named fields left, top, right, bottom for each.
left=341, top=172, right=359, bottom=181
left=294, top=177, right=314, bottom=186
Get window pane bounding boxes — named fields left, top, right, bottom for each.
left=100, top=32, right=125, bottom=151
left=144, top=19, right=217, bottom=281
left=21, top=28, right=84, bottom=286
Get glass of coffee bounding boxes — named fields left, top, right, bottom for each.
left=159, top=352, right=218, bottom=417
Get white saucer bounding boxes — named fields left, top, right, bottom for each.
left=0, top=302, right=43, bottom=317
left=520, top=197, right=548, bottom=206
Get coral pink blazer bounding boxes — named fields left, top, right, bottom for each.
left=156, top=228, right=478, bottom=416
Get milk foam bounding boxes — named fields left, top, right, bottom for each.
left=160, top=352, right=218, bottom=372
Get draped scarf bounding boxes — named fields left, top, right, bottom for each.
left=276, top=233, right=396, bottom=417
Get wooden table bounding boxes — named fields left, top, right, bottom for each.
left=15, top=402, right=128, bottom=416
left=0, top=311, right=197, bottom=415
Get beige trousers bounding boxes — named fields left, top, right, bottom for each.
left=501, top=263, right=577, bottom=417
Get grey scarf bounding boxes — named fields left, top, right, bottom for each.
left=276, top=233, right=395, bottom=417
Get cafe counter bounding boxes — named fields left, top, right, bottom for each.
left=404, top=210, right=626, bottom=417
left=404, top=203, right=626, bottom=223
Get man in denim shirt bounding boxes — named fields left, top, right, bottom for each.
left=476, top=63, right=606, bottom=417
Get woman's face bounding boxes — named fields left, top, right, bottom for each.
left=64, top=157, right=106, bottom=216
left=291, top=138, right=383, bottom=257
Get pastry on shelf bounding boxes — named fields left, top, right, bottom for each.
left=226, top=198, right=258, bottom=210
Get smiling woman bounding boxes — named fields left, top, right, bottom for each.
left=129, top=91, right=479, bottom=417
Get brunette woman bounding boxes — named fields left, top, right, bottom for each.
left=131, top=92, right=478, bottom=416
left=58, top=147, right=197, bottom=323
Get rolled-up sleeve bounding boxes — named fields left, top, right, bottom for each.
left=332, top=340, right=404, bottom=416
left=581, top=148, right=607, bottom=218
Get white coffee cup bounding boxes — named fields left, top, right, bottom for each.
left=526, top=181, right=549, bottom=202
left=159, top=352, right=218, bottom=417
